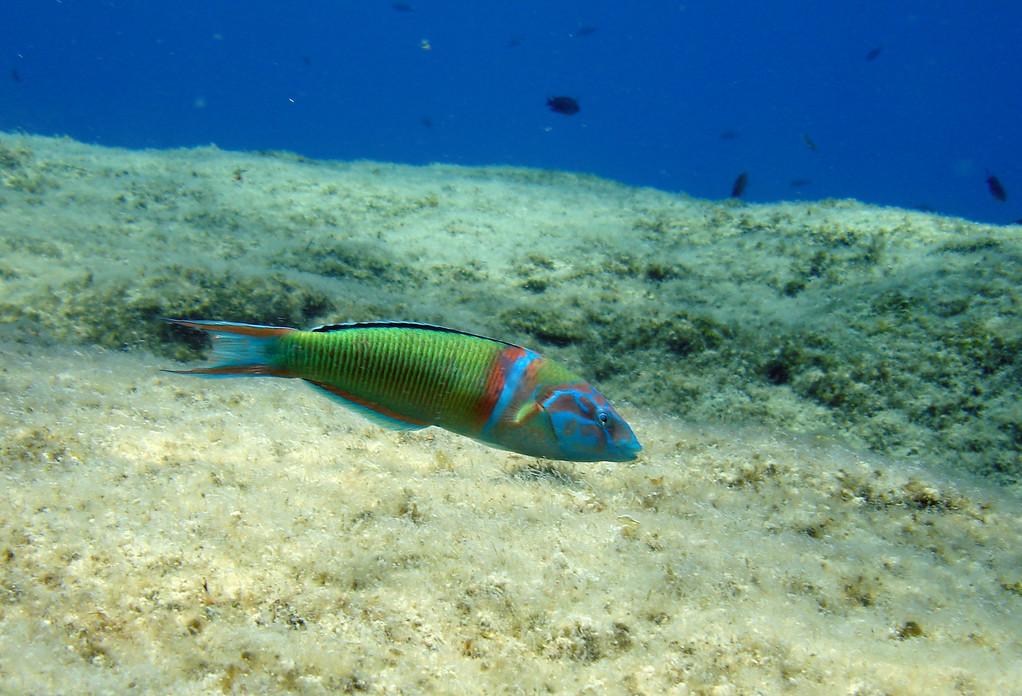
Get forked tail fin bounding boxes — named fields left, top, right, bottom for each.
left=164, top=319, right=296, bottom=377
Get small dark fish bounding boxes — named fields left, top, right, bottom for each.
left=547, top=96, right=580, bottom=115
left=10, top=69, right=20, bottom=83
left=865, top=45, right=884, bottom=61
left=986, top=171, right=1007, bottom=202
left=302, top=56, right=310, bottom=66
left=720, top=130, right=739, bottom=140
left=1015, top=219, right=1022, bottom=225
left=391, top=2, right=415, bottom=11
left=801, top=133, right=818, bottom=151
left=789, top=178, right=811, bottom=188
left=731, top=172, right=749, bottom=198
left=508, top=35, right=524, bottom=48
left=420, top=117, right=433, bottom=128
left=572, top=26, right=597, bottom=38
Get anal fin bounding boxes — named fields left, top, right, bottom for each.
left=304, top=380, right=428, bottom=431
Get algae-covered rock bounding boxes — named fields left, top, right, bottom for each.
left=1, top=132, right=1020, bottom=483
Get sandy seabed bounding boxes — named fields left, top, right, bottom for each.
left=2, top=342, right=1021, bottom=695
left=1, top=133, right=1021, bottom=694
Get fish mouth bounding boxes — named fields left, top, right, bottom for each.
left=608, top=438, right=642, bottom=462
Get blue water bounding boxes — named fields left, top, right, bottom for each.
left=3, top=1, right=1019, bottom=225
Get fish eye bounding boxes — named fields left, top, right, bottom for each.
left=597, top=410, right=609, bottom=426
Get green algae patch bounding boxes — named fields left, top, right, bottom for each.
left=1, top=132, right=1020, bottom=484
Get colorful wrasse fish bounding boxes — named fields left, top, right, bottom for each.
left=166, top=320, right=642, bottom=462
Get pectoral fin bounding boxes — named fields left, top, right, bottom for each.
left=513, top=400, right=544, bottom=424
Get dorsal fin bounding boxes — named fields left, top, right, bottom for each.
left=308, top=320, right=518, bottom=348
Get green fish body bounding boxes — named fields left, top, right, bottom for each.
left=167, top=320, right=641, bottom=462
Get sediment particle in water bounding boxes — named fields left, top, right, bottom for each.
left=896, top=620, right=924, bottom=640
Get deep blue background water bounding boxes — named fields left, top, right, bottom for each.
left=3, top=1, right=1019, bottom=224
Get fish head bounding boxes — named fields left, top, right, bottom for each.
left=531, top=382, right=642, bottom=462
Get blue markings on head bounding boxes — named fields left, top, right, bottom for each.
left=476, top=346, right=641, bottom=463
left=541, top=384, right=641, bottom=462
